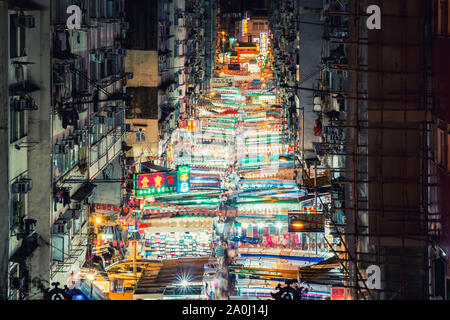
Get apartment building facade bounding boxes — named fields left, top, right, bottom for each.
left=124, top=0, right=213, bottom=169
left=0, top=0, right=128, bottom=300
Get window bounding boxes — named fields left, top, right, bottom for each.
left=10, top=14, right=26, bottom=58
left=91, top=0, right=98, bottom=18
left=10, top=98, right=27, bottom=143
left=437, top=119, right=446, bottom=167
left=437, top=0, right=449, bottom=36
left=8, top=265, right=19, bottom=300
left=90, top=144, right=98, bottom=165
left=448, top=124, right=450, bottom=172
left=10, top=193, right=25, bottom=230
left=52, top=234, right=69, bottom=262
left=99, top=138, right=107, bottom=157
left=107, top=0, right=115, bottom=18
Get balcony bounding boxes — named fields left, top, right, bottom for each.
left=89, top=127, right=124, bottom=179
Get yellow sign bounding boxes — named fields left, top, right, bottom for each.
left=153, top=175, right=163, bottom=188
left=260, top=32, right=268, bottom=55
left=242, top=19, right=248, bottom=36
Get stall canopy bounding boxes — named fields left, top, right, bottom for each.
left=72, top=183, right=96, bottom=202
left=140, top=162, right=171, bottom=173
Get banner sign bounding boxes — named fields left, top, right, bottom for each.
left=288, top=213, right=325, bottom=233
left=260, top=32, right=268, bottom=55
left=134, top=166, right=190, bottom=197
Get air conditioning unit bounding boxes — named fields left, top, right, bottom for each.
left=13, top=98, right=38, bottom=111
left=12, top=179, right=33, bottom=194
left=71, top=203, right=82, bottom=211
left=79, top=130, right=87, bottom=143
left=10, top=277, right=25, bottom=290
left=65, top=138, right=74, bottom=148
left=53, top=220, right=68, bottom=234
left=19, top=15, right=35, bottom=28
left=72, top=132, right=81, bottom=144
left=105, top=50, right=116, bottom=59
left=89, top=53, right=103, bottom=63
left=56, top=144, right=68, bottom=154
left=117, top=48, right=126, bottom=56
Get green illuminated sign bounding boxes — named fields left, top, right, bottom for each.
left=134, top=166, right=191, bottom=197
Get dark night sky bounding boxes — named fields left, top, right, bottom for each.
left=221, top=0, right=268, bottom=13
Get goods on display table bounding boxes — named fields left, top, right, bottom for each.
left=142, top=231, right=213, bottom=260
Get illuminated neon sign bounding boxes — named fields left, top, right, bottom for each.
left=260, top=32, right=268, bottom=55
left=185, top=119, right=199, bottom=132
left=288, top=213, right=325, bottom=233
left=135, top=166, right=190, bottom=196
left=256, top=53, right=266, bottom=69
left=242, top=19, right=248, bottom=37
left=177, top=166, right=191, bottom=193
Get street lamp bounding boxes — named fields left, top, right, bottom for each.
left=180, top=280, right=189, bottom=287
left=86, top=272, right=95, bottom=300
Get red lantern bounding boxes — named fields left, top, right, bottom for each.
left=138, top=223, right=149, bottom=234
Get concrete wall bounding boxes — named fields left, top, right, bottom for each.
left=92, top=157, right=123, bottom=206
left=125, top=118, right=159, bottom=160
left=0, top=0, right=10, bottom=300
left=26, top=0, right=52, bottom=299
left=343, top=0, right=428, bottom=300
left=125, top=50, right=159, bottom=87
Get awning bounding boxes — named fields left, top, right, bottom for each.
left=62, top=209, right=81, bottom=220
left=123, top=145, right=132, bottom=152
left=9, top=81, right=40, bottom=96
left=8, top=0, right=42, bottom=10
left=9, top=246, right=28, bottom=263
left=158, top=49, right=172, bottom=56
left=158, top=80, right=176, bottom=91
left=72, top=183, right=96, bottom=202
left=61, top=210, right=74, bottom=220
left=140, top=162, right=171, bottom=173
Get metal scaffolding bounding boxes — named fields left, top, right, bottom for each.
left=291, top=0, right=435, bottom=299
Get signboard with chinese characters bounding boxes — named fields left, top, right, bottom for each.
left=177, top=165, right=191, bottom=193
left=242, top=19, right=248, bottom=36
left=331, top=287, right=351, bottom=300
left=134, top=167, right=190, bottom=197
left=288, top=212, right=325, bottom=233
left=136, top=172, right=177, bottom=196
left=183, top=119, right=200, bottom=132
left=256, top=53, right=266, bottom=69
left=260, top=32, right=268, bottom=55
left=110, top=279, right=124, bottom=293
